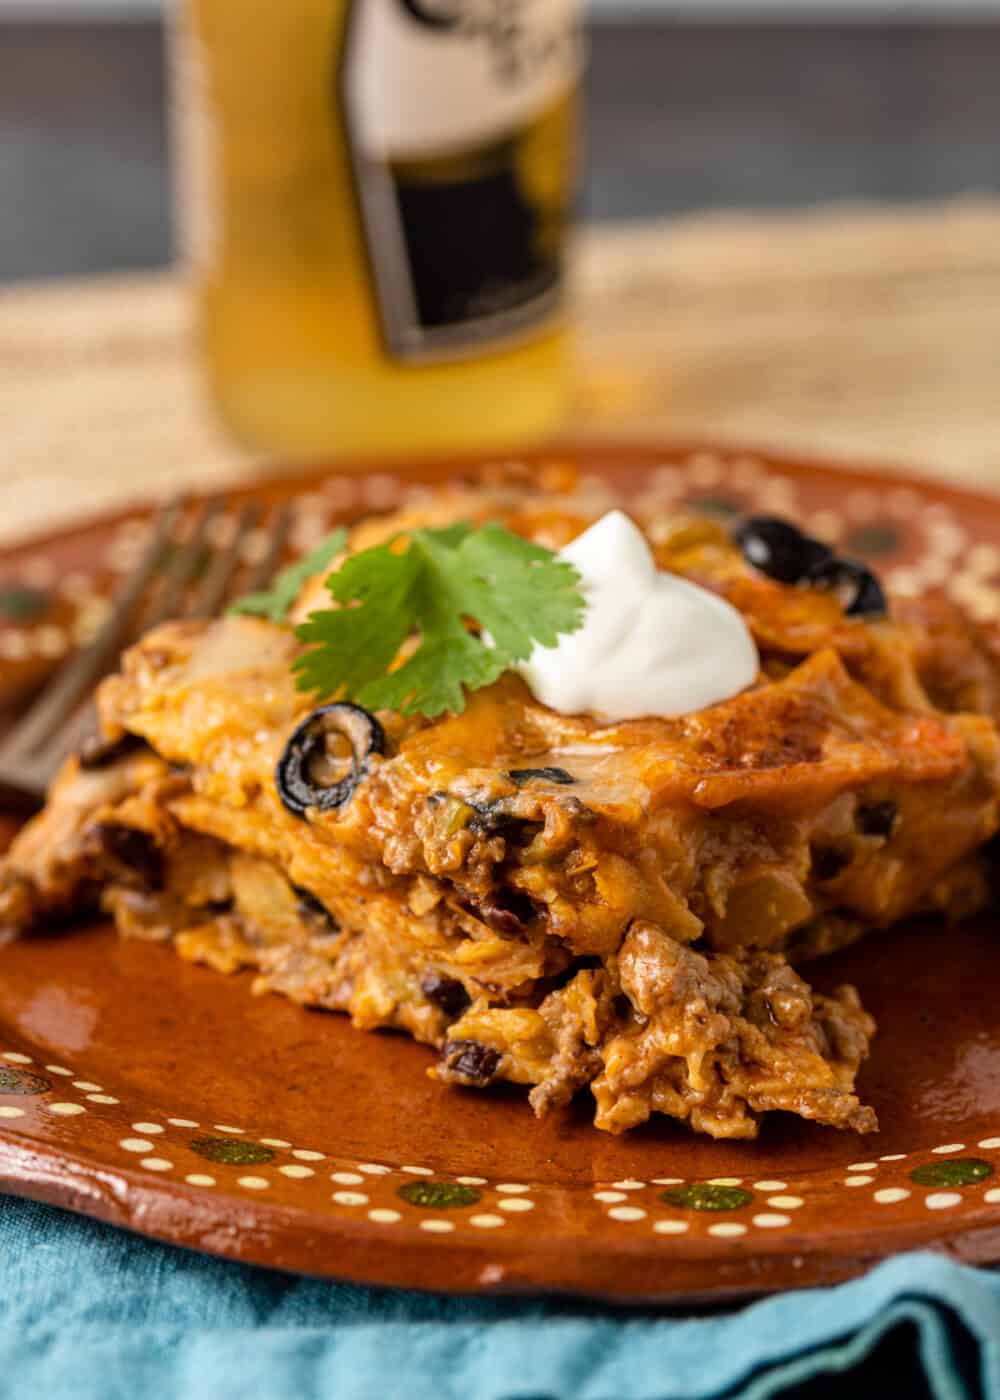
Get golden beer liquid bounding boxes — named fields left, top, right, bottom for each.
left=177, top=1, right=579, bottom=463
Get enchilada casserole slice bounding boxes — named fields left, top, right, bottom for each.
left=3, top=469, right=1000, bottom=1140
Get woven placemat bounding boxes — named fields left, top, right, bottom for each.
left=2, top=197, right=999, bottom=545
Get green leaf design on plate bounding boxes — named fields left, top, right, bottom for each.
left=190, top=1137, right=276, bottom=1166
left=0, top=1066, right=51, bottom=1095
left=844, top=523, right=903, bottom=558
left=397, top=1181, right=481, bottom=1210
left=0, top=585, right=52, bottom=623
left=909, top=1158, right=993, bottom=1188
left=660, top=1184, right=754, bottom=1212
left=685, top=495, right=742, bottom=519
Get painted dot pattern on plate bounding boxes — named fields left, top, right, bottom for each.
left=608, top=1206, right=646, bottom=1222
left=369, top=1209, right=402, bottom=1225
left=13, top=1044, right=1000, bottom=1253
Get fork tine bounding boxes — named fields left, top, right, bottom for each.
left=188, top=502, right=260, bottom=620
left=41, top=702, right=103, bottom=778
left=244, top=502, right=292, bottom=593
left=144, top=501, right=221, bottom=628
left=2, top=499, right=182, bottom=760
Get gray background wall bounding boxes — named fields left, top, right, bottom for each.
left=3, top=1, right=1000, bottom=15
left=3, top=7, right=999, bottom=281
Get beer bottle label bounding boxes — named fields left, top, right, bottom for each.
left=341, top=0, right=583, bottom=362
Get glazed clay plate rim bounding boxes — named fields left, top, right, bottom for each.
left=2, top=1137, right=986, bottom=1306
left=6, top=432, right=1000, bottom=556
left=3, top=441, right=1000, bottom=1301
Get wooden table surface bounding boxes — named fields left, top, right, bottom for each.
left=2, top=20, right=1000, bottom=282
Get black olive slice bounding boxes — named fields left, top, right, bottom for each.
left=508, top=767, right=575, bottom=786
left=806, top=557, right=888, bottom=619
left=276, top=703, right=385, bottom=819
left=734, top=516, right=833, bottom=584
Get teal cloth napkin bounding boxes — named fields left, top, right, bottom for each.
left=1, top=1194, right=996, bottom=1399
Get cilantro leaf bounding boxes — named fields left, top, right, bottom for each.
left=293, top=522, right=585, bottom=718
left=229, top=527, right=347, bottom=625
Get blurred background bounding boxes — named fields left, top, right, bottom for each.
left=2, top=0, right=1000, bottom=542
left=3, top=1, right=1000, bottom=281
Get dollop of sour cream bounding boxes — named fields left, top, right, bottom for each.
left=517, top=510, right=759, bottom=722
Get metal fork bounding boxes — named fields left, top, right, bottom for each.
left=0, top=496, right=292, bottom=807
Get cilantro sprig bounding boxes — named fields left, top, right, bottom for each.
left=230, top=528, right=348, bottom=625
left=293, top=522, right=585, bottom=718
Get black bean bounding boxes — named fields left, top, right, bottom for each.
left=812, top=846, right=851, bottom=882
left=89, top=823, right=163, bottom=889
left=856, top=801, right=898, bottom=838
left=421, top=973, right=470, bottom=1020
left=508, top=767, right=576, bottom=786
left=734, top=516, right=833, bottom=584
left=441, top=1040, right=501, bottom=1086
left=473, top=890, right=537, bottom=937
left=78, top=731, right=145, bottom=771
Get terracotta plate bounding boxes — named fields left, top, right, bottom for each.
left=4, top=443, right=1000, bottom=1302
